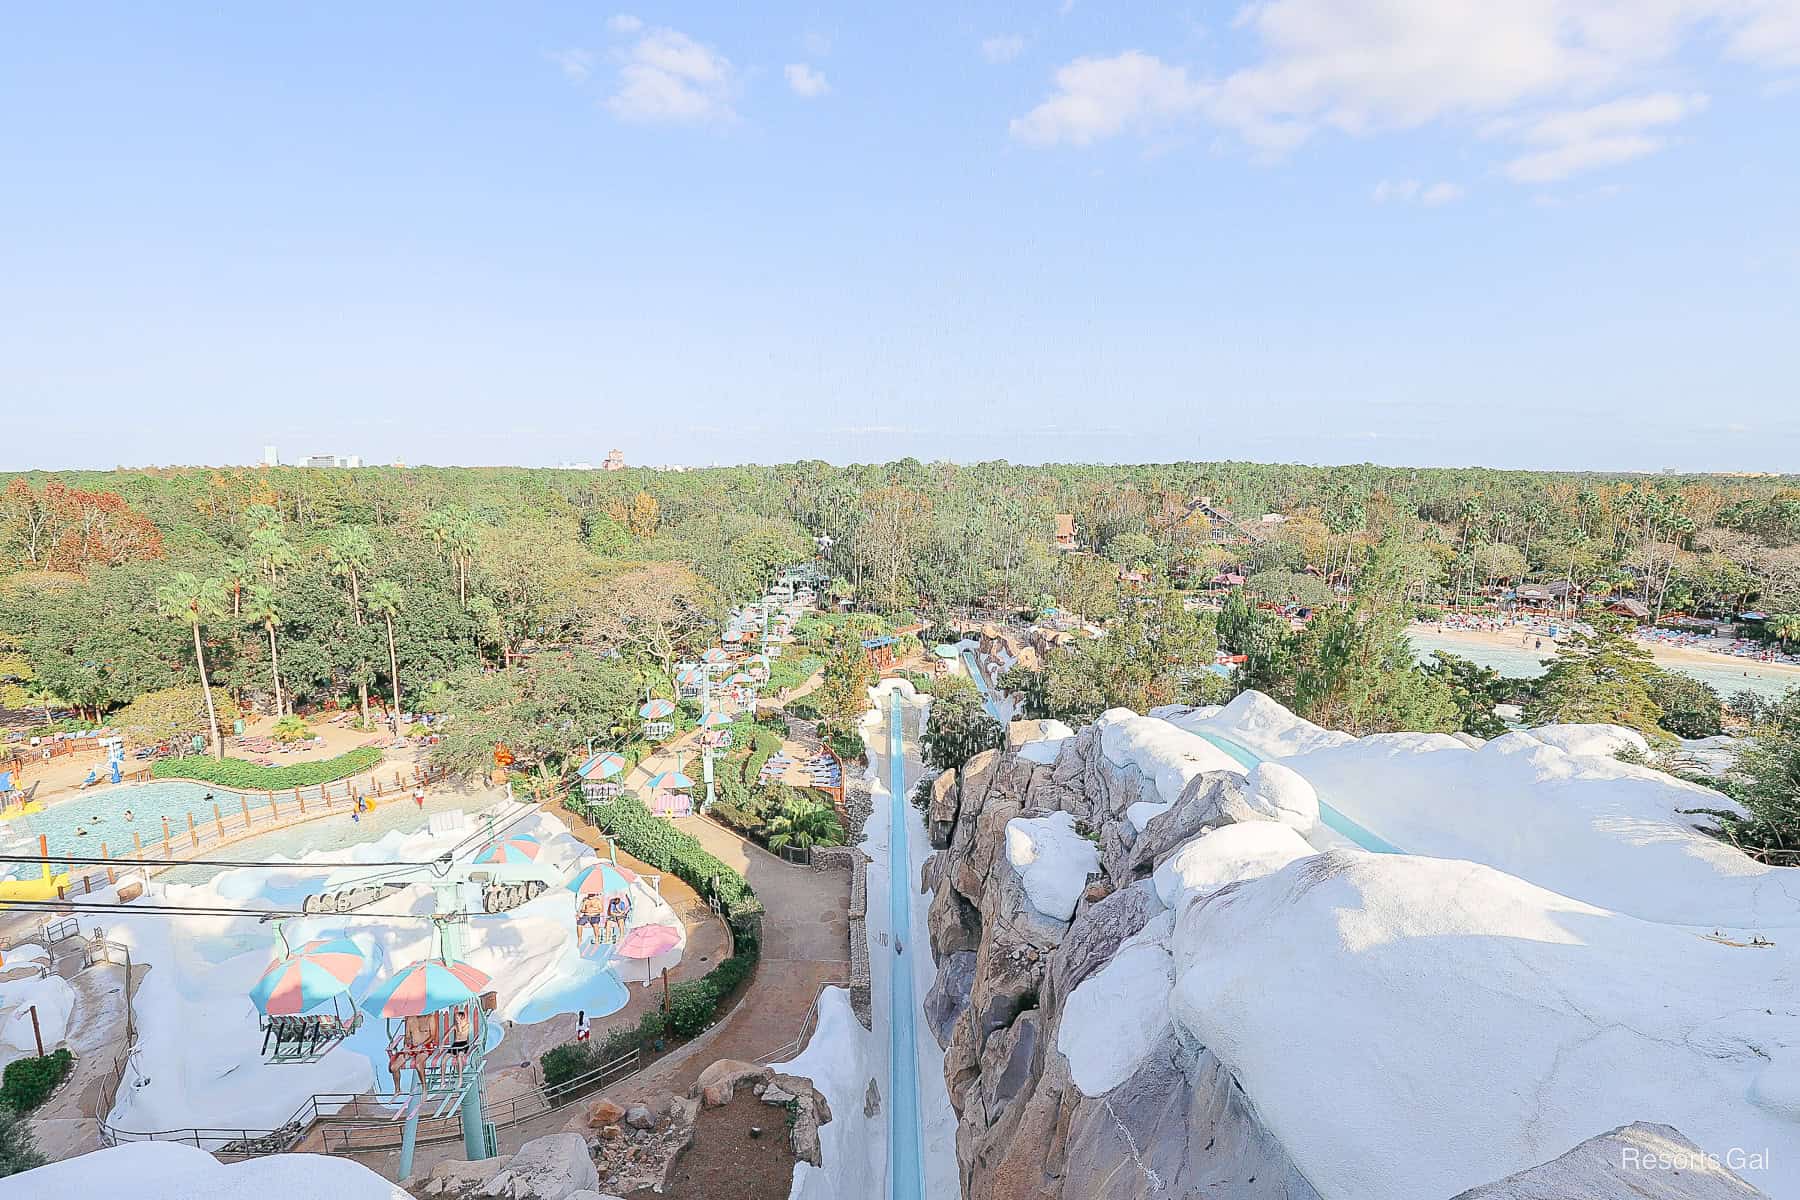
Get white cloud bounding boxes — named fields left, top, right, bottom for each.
left=605, top=27, right=737, bottom=125
left=607, top=14, right=643, bottom=35
left=1013, top=1, right=1795, bottom=181
left=785, top=63, right=830, bottom=98
left=1372, top=179, right=1465, bottom=205
left=1501, top=91, right=1708, bottom=181
left=546, top=48, right=594, bottom=82
left=981, top=34, right=1026, bottom=64
left=1010, top=52, right=1207, bottom=146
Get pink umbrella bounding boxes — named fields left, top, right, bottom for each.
left=615, top=923, right=681, bottom=983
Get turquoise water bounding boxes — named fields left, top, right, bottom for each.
left=1190, top=728, right=1407, bottom=855
left=2, top=779, right=223, bottom=875
left=887, top=691, right=925, bottom=1200
left=1407, top=631, right=1800, bottom=701
left=960, top=649, right=1007, bottom=722
left=510, top=943, right=631, bottom=1025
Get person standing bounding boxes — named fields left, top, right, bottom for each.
left=574, top=1010, right=590, bottom=1043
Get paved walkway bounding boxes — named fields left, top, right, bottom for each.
left=366, top=809, right=851, bottom=1184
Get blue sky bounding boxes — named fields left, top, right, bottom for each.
left=3, top=3, right=1798, bottom=473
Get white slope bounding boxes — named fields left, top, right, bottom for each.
left=0, top=1141, right=408, bottom=1199
left=1168, top=852, right=1800, bottom=1200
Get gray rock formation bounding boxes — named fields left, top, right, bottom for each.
left=924, top=721, right=1321, bottom=1200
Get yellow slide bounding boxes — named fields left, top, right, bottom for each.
left=0, top=873, right=72, bottom=904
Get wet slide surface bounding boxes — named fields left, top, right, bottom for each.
left=885, top=690, right=925, bottom=1200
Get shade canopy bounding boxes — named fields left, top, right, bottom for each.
left=473, top=834, right=541, bottom=865
left=726, top=673, right=754, bottom=685
left=638, top=698, right=676, bottom=719
left=615, top=923, right=681, bottom=960
left=700, top=648, right=730, bottom=664
left=698, top=710, right=731, bottom=728
left=568, top=861, right=639, bottom=897
left=577, top=752, right=626, bottom=780
left=362, top=958, right=491, bottom=1018
left=644, top=770, right=693, bottom=790
left=248, top=937, right=365, bottom=1016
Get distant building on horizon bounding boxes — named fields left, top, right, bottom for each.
left=262, top=445, right=279, bottom=467
left=1053, top=513, right=1080, bottom=551
left=304, top=453, right=363, bottom=468
left=602, top=449, right=626, bottom=471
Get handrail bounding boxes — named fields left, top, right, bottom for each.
left=758, top=978, right=848, bottom=1065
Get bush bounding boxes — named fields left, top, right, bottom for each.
left=1647, top=670, right=1723, bottom=740
left=564, top=793, right=760, bottom=921
left=151, top=745, right=383, bottom=790
left=0, top=1102, right=45, bottom=1179
left=740, top=726, right=783, bottom=787
left=0, top=1049, right=73, bottom=1113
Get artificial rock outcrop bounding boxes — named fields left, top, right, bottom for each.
left=924, top=715, right=1321, bottom=1200
left=922, top=709, right=1766, bottom=1200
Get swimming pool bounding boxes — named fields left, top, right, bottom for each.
left=1, top=779, right=223, bottom=875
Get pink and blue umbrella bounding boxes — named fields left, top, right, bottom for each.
left=698, top=710, right=731, bottom=729
left=675, top=665, right=705, bottom=685
left=249, top=937, right=366, bottom=1016
left=577, top=752, right=626, bottom=780
left=568, top=861, right=639, bottom=897
left=362, top=958, right=491, bottom=1018
left=700, top=648, right=730, bottom=664
left=645, top=770, right=693, bottom=790
left=473, top=834, right=541, bottom=865
left=639, top=698, right=675, bottom=719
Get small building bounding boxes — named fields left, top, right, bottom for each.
left=602, top=449, right=627, bottom=471
left=861, top=634, right=898, bottom=670
left=1513, top=585, right=1555, bottom=608
left=1053, top=514, right=1079, bottom=551
left=1605, top=598, right=1652, bottom=622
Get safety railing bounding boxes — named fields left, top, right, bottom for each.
left=758, top=978, right=848, bottom=1065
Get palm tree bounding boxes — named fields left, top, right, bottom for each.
left=326, top=525, right=376, bottom=726
left=249, top=525, right=296, bottom=587
left=156, top=572, right=228, bottom=759
left=246, top=584, right=285, bottom=716
left=765, top=798, right=844, bottom=852
left=221, top=556, right=253, bottom=617
left=423, top=507, right=477, bottom=607
left=367, top=580, right=405, bottom=735
left=1770, top=615, right=1800, bottom=653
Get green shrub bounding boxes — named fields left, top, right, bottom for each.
left=0, top=1101, right=45, bottom=1178
left=151, top=746, right=383, bottom=790
left=0, top=1049, right=73, bottom=1113
left=741, top=726, right=782, bottom=787
left=784, top=697, right=821, bottom=722
left=637, top=1007, right=666, bottom=1043
left=765, top=653, right=823, bottom=695
left=564, top=793, right=760, bottom=921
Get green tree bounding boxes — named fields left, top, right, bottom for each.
left=245, top=583, right=285, bottom=716
left=1422, top=651, right=1510, bottom=738
left=1645, top=670, right=1723, bottom=739
left=154, top=572, right=228, bottom=758
left=814, top=628, right=874, bottom=738
left=1524, top=620, right=1667, bottom=743
left=325, top=525, right=376, bottom=725
left=248, top=524, right=296, bottom=587
left=367, top=579, right=406, bottom=733
left=921, top=675, right=1005, bottom=771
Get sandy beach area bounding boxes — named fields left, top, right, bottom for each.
left=1411, top=623, right=1800, bottom=681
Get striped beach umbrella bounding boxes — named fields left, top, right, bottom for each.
left=644, top=770, right=693, bottom=790
left=577, top=752, right=626, bottom=780
left=639, top=698, right=675, bottom=719
left=568, top=861, right=639, bottom=897
left=698, top=710, right=731, bottom=729
left=726, top=673, right=754, bottom=686
left=362, top=958, right=491, bottom=1018
left=248, top=937, right=366, bottom=1016
left=700, top=648, right=729, bottom=664
left=473, top=834, right=541, bottom=865
left=675, top=665, right=705, bottom=685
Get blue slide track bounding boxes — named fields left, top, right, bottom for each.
left=1190, top=728, right=1406, bottom=855
left=886, top=689, right=926, bottom=1200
